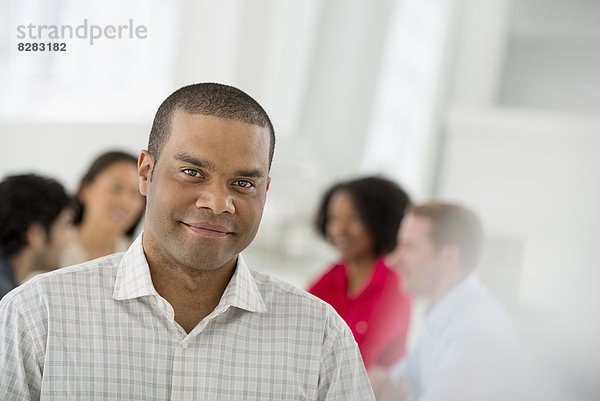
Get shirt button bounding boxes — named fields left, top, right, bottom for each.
left=156, top=300, right=165, bottom=309
left=181, top=341, right=189, bottom=349
left=356, top=321, right=368, bottom=334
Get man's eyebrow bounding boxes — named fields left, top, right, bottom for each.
left=235, top=169, right=265, bottom=179
left=175, top=152, right=265, bottom=178
left=174, top=153, right=215, bottom=170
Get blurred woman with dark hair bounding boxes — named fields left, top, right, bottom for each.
left=309, top=176, right=412, bottom=369
left=60, top=151, right=145, bottom=267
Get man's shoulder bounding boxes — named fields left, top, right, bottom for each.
left=249, top=269, right=348, bottom=329
left=250, top=269, right=332, bottom=307
left=448, top=282, right=517, bottom=344
left=32, top=252, right=122, bottom=286
left=1, top=252, right=124, bottom=308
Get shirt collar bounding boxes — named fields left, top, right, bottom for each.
left=113, top=233, right=157, bottom=300
left=357, top=257, right=389, bottom=294
left=113, top=233, right=267, bottom=313
left=425, top=273, right=482, bottom=334
left=339, top=257, right=388, bottom=299
left=216, top=254, right=267, bottom=314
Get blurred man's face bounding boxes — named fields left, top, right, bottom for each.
left=139, top=111, right=271, bottom=272
left=387, top=214, right=443, bottom=297
left=33, top=208, right=75, bottom=270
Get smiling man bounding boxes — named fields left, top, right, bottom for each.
left=0, top=83, right=375, bottom=400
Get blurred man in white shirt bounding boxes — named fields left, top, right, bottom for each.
left=369, top=202, right=520, bottom=401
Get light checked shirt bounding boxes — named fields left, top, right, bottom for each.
left=390, top=274, right=521, bottom=401
left=0, top=234, right=375, bottom=400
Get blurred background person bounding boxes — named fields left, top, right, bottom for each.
left=309, top=176, right=412, bottom=369
left=0, top=174, right=74, bottom=299
left=369, top=202, right=520, bottom=401
left=60, top=151, right=145, bottom=267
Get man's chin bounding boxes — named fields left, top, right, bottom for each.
left=178, top=253, right=237, bottom=272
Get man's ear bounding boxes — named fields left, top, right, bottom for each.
left=439, top=245, right=461, bottom=270
left=266, top=176, right=271, bottom=192
left=26, top=222, right=47, bottom=249
left=138, top=150, right=154, bottom=196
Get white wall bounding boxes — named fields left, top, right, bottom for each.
left=438, top=105, right=600, bottom=308
left=0, top=123, right=148, bottom=192
left=435, top=0, right=600, bottom=398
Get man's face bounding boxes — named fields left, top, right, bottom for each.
left=139, top=111, right=271, bottom=272
left=387, top=214, right=443, bottom=297
left=33, top=208, right=75, bottom=270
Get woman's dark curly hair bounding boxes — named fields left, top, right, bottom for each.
left=315, top=176, right=411, bottom=256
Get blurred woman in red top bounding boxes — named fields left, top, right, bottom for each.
left=309, top=176, right=412, bottom=369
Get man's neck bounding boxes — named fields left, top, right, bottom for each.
left=9, top=249, right=34, bottom=284
left=145, top=249, right=237, bottom=334
left=345, top=254, right=377, bottom=297
left=427, top=270, right=467, bottom=309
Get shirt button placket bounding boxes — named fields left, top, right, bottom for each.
left=171, top=340, right=188, bottom=401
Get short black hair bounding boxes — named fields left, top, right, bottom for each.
left=0, top=174, right=72, bottom=257
left=315, top=176, right=411, bottom=255
left=148, top=83, right=275, bottom=169
left=74, top=151, right=145, bottom=238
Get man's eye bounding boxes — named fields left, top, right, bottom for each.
left=183, top=169, right=201, bottom=178
left=236, top=180, right=254, bottom=188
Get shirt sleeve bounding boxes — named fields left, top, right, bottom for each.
left=317, top=309, right=376, bottom=401
left=0, top=288, right=46, bottom=401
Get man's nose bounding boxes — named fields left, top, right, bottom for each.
left=194, top=183, right=235, bottom=214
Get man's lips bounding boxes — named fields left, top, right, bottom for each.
left=181, top=222, right=233, bottom=237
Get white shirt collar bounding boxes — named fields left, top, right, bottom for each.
left=113, top=233, right=267, bottom=313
